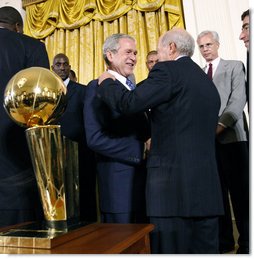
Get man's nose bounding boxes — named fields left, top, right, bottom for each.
left=130, top=53, right=136, bottom=60
left=239, top=32, right=244, bottom=40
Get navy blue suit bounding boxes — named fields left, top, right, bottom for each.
left=57, top=80, right=97, bottom=223
left=0, top=28, right=49, bottom=227
left=84, top=80, right=150, bottom=223
left=97, top=57, right=224, bottom=253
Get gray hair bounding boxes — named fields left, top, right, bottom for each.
left=197, top=30, right=220, bottom=43
left=160, top=28, right=195, bottom=57
left=103, top=33, right=135, bottom=66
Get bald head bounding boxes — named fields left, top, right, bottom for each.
left=158, top=28, right=195, bottom=61
left=51, top=53, right=71, bottom=81
left=0, top=6, right=23, bottom=33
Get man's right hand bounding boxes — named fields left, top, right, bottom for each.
left=98, top=71, right=115, bottom=85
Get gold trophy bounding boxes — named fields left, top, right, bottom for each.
left=0, top=67, right=82, bottom=250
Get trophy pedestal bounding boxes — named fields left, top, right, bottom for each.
left=0, top=221, right=93, bottom=249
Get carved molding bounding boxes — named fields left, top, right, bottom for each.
left=22, top=0, right=47, bottom=9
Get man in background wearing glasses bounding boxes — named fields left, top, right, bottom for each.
left=197, top=30, right=249, bottom=254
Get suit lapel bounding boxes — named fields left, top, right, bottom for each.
left=66, top=80, right=76, bottom=99
left=213, top=59, right=227, bottom=85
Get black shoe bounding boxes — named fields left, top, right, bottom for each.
left=237, top=247, right=249, bottom=254
left=219, top=245, right=235, bottom=254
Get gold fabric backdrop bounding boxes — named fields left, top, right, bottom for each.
left=23, top=0, right=185, bottom=84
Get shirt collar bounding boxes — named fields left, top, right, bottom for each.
left=107, top=69, right=132, bottom=90
left=175, top=55, right=187, bottom=60
left=63, top=77, right=70, bottom=87
left=206, top=57, right=220, bottom=71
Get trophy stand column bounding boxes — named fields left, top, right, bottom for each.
left=26, top=125, right=80, bottom=231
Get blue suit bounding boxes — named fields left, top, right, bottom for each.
left=84, top=79, right=150, bottom=223
left=57, top=80, right=97, bottom=223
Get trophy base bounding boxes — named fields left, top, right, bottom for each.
left=0, top=221, right=93, bottom=249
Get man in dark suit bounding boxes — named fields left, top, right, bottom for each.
left=97, top=28, right=224, bottom=253
left=0, top=6, right=50, bottom=228
left=239, top=9, right=249, bottom=110
left=137, top=50, right=159, bottom=122
left=84, top=34, right=150, bottom=224
left=197, top=30, right=249, bottom=254
left=51, top=53, right=97, bottom=223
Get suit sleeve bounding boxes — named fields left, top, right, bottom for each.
left=219, top=61, right=246, bottom=127
left=84, top=80, right=144, bottom=165
left=97, top=62, right=172, bottom=114
left=22, top=35, right=50, bottom=69
left=32, top=42, right=50, bottom=68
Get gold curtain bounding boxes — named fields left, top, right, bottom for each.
left=23, top=0, right=185, bottom=84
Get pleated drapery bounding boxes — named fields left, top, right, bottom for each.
left=23, top=0, right=185, bottom=84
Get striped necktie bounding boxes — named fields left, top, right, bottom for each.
left=126, top=78, right=135, bottom=90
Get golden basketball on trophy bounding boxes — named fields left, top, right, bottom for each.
left=4, top=66, right=66, bottom=127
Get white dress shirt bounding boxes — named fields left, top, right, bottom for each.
left=107, top=70, right=133, bottom=91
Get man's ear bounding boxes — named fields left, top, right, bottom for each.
left=15, top=23, right=23, bottom=33
left=168, top=42, right=177, bottom=57
left=169, top=42, right=176, bottom=51
left=106, top=51, right=114, bottom=62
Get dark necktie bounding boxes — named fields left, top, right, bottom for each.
left=126, top=78, right=135, bottom=91
left=207, top=63, right=213, bottom=80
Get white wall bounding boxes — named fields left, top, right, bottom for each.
left=183, top=0, right=250, bottom=121
left=0, top=0, right=25, bottom=18
left=183, top=0, right=249, bottom=67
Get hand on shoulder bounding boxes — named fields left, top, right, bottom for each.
left=98, top=71, right=115, bottom=85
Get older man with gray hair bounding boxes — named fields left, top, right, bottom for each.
left=97, top=28, right=224, bottom=254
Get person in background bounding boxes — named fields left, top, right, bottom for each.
left=197, top=30, right=249, bottom=254
left=84, top=33, right=150, bottom=224
left=137, top=50, right=159, bottom=144
left=97, top=28, right=223, bottom=254
left=145, top=50, right=159, bottom=72
left=0, top=6, right=50, bottom=228
left=137, top=50, right=159, bottom=87
left=69, top=69, right=78, bottom=82
left=51, top=53, right=97, bottom=223
left=239, top=9, right=250, bottom=111
left=0, top=6, right=23, bottom=33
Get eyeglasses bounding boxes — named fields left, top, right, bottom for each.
left=199, top=43, right=214, bottom=50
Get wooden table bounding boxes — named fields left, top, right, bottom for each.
left=0, top=223, right=154, bottom=254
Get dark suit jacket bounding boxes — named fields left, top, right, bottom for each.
left=84, top=80, right=150, bottom=213
left=57, top=80, right=97, bottom=222
left=0, top=28, right=49, bottom=227
left=98, top=57, right=224, bottom=217
left=246, top=52, right=249, bottom=110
